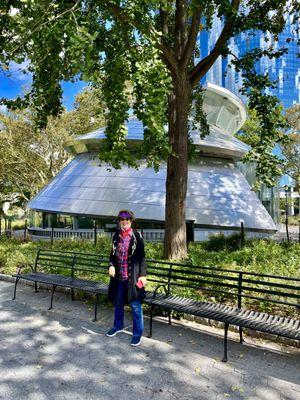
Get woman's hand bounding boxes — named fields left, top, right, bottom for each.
left=138, top=276, right=147, bottom=286
left=108, top=266, right=115, bottom=277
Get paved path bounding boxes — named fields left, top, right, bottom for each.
left=0, top=280, right=299, bottom=400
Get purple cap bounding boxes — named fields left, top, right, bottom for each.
left=118, top=212, right=132, bottom=219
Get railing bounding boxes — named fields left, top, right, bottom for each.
left=28, top=227, right=165, bottom=242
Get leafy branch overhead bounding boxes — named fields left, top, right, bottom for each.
left=1, top=1, right=298, bottom=184
left=1, top=1, right=299, bottom=258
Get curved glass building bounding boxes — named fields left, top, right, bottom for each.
left=28, top=83, right=277, bottom=240
left=201, top=12, right=300, bottom=107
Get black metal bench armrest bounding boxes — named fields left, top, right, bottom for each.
left=15, top=263, right=34, bottom=274
left=152, top=284, right=168, bottom=299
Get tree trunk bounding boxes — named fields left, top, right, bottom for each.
left=164, top=75, right=192, bottom=260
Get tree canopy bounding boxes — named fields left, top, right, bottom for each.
left=281, top=104, right=300, bottom=190
left=1, top=0, right=299, bottom=258
left=0, top=86, right=105, bottom=210
left=238, top=104, right=300, bottom=189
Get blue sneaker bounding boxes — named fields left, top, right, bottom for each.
left=106, top=327, right=123, bottom=337
left=131, top=336, right=142, bottom=346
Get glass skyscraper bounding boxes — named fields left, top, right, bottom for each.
left=200, top=12, right=300, bottom=222
left=201, top=12, right=300, bottom=108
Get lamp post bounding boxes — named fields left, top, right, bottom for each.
left=284, top=185, right=290, bottom=243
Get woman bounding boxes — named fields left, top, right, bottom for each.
left=106, top=210, right=147, bottom=346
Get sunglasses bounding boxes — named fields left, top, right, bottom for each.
left=118, top=217, right=131, bottom=221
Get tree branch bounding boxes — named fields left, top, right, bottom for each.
left=190, top=0, right=241, bottom=87
left=11, top=1, right=81, bottom=57
left=175, top=0, right=188, bottom=58
left=107, top=1, right=179, bottom=78
left=160, top=7, right=169, bottom=35
left=181, top=6, right=202, bottom=68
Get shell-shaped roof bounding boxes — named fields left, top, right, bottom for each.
left=65, top=83, right=249, bottom=160
left=28, top=152, right=276, bottom=232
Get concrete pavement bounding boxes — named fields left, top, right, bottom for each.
left=0, top=280, right=299, bottom=400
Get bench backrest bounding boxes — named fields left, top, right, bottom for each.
left=147, top=260, right=300, bottom=318
left=35, top=249, right=75, bottom=275
left=35, top=249, right=109, bottom=281
left=73, top=252, right=109, bottom=280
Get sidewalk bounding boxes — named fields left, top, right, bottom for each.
left=0, top=280, right=299, bottom=400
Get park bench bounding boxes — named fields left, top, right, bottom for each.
left=12, top=249, right=109, bottom=321
left=145, top=260, right=300, bottom=362
left=12, top=250, right=300, bottom=361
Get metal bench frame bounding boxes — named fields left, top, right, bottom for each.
left=12, top=251, right=300, bottom=361
left=12, top=249, right=109, bottom=321
left=145, top=260, right=300, bottom=362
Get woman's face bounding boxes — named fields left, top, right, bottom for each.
left=119, top=217, right=132, bottom=230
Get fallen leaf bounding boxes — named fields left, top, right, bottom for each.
left=231, top=385, right=244, bottom=393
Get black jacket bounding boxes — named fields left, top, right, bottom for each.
left=108, top=229, right=147, bottom=303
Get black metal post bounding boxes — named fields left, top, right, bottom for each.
left=240, top=221, right=245, bottom=245
left=186, top=220, right=195, bottom=248
left=24, top=219, right=27, bottom=241
left=237, top=272, right=243, bottom=343
left=51, top=226, right=54, bottom=246
left=285, top=187, right=290, bottom=243
left=0, top=216, right=1, bottom=236
left=4, top=216, right=7, bottom=234
left=299, top=220, right=300, bottom=244
left=94, top=220, right=97, bottom=247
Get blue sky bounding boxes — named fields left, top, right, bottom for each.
left=0, top=63, right=86, bottom=111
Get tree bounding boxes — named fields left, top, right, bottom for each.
left=238, top=105, right=300, bottom=189
left=0, top=86, right=105, bottom=208
left=1, top=1, right=299, bottom=259
left=62, top=86, right=106, bottom=136
left=0, top=109, right=71, bottom=208
left=281, top=104, right=300, bottom=190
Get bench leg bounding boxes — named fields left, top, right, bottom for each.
left=147, top=304, right=155, bottom=338
left=92, top=294, right=100, bottom=322
left=222, top=322, right=229, bottom=363
left=12, top=277, right=20, bottom=300
left=168, top=310, right=172, bottom=325
left=71, top=288, right=75, bottom=301
left=48, top=285, right=57, bottom=310
left=239, top=326, right=243, bottom=344
left=34, top=281, right=39, bottom=293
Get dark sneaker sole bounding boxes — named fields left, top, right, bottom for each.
left=106, top=329, right=123, bottom=337
left=131, top=338, right=142, bottom=346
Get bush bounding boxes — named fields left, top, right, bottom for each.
left=203, top=232, right=243, bottom=252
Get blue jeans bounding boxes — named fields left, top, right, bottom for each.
left=113, top=280, right=144, bottom=338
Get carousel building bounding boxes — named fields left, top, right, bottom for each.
left=28, top=83, right=277, bottom=241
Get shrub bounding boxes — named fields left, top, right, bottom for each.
left=203, top=232, right=243, bottom=252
